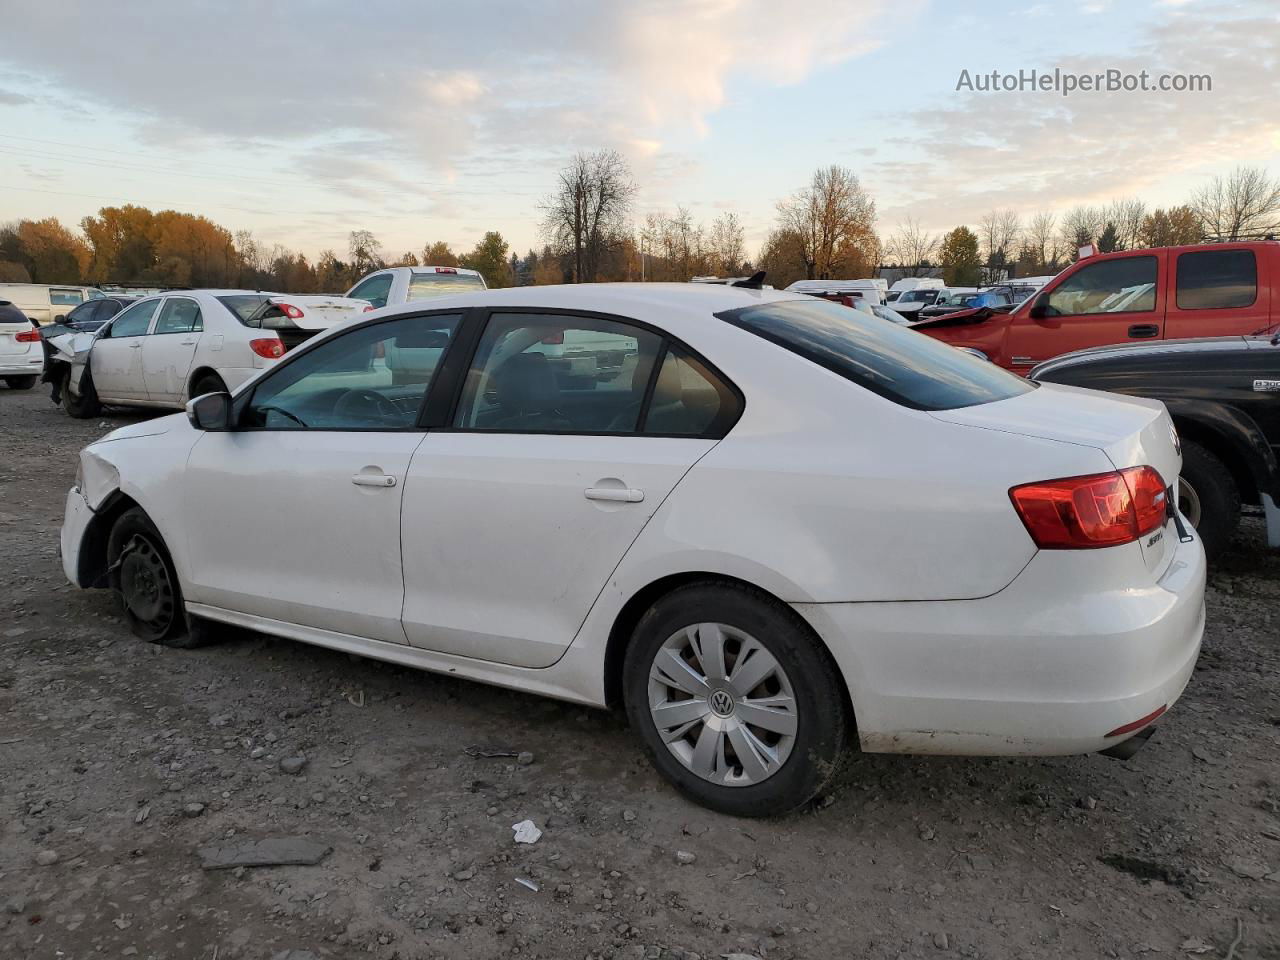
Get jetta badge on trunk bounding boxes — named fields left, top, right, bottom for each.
left=1254, top=379, right=1280, bottom=392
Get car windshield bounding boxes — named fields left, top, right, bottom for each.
left=408, top=272, right=485, bottom=300
left=217, top=294, right=272, bottom=324
left=718, top=298, right=1035, bottom=411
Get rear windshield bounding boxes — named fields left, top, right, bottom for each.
left=408, top=273, right=485, bottom=300
left=217, top=294, right=272, bottom=324
left=718, top=298, right=1035, bottom=411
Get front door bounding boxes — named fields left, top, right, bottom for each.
left=401, top=311, right=740, bottom=668
left=142, top=296, right=204, bottom=403
left=181, top=311, right=463, bottom=643
left=91, top=297, right=161, bottom=400
left=1005, top=252, right=1165, bottom=370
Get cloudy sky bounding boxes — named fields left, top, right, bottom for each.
left=1, top=0, right=1278, bottom=261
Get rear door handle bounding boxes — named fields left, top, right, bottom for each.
left=128, top=342, right=142, bottom=348
left=585, top=486, right=644, bottom=503
left=1127, top=324, right=1160, bottom=339
left=180, top=338, right=198, bottom=345
left=352, top=474, right=396, bottom=488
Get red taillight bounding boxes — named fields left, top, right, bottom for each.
left=16, top=329, right=41, bottom=342
left=1009, top=466, right=1167, bottom=549
left=362, top=305, right=376, bottom=312
left=250, top=337, right=286, bottom=359
left=540, top=331, right=564, bottom=345
left=275, top=302, right=304, bottom=319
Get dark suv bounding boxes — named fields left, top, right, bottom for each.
left=1032, top=334, right=1279, bottom=559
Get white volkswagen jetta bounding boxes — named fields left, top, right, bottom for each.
left=61, top=284, right=1206, bottom=816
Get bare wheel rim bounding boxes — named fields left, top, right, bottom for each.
left=118, top=534, right=177, bottom=639
left=647, top=622, right=798, bottom=787
left=1178, top=477, right=1202, bottom=529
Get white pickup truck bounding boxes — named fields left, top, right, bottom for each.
left=345, top=266, right=487, bottom=310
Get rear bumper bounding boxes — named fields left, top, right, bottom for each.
left=795, top=529, right=1206, bottom=756
left=60, top=486, right=94, bottom=587
left=0, top=352, right=43, bottom=376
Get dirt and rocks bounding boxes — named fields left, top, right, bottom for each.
left=1, top=384, right=1277, bottom=960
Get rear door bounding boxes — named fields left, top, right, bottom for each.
left=1164, top=246, right=1270, bottom=339
left=142, top=296, right=204, bottom=403
left=1004, top=252, right=1165, bottom=370
left=90, top=298, right=161, bottom=400
left=399, top=310, right=741, bottom=668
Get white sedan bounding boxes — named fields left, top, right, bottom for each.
left=60, top=289, right=371, bottom=418
left=60, top=283, right=1206, bottom=816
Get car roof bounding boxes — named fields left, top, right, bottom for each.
left=366, top=282, right=806, bottom=319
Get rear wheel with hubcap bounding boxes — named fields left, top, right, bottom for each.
left=624, top=582, right=848, bottom=817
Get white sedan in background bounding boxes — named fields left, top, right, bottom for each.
left=60, top=290, right=370, bottom=418
left=60, top=283, right=1205, bottom=816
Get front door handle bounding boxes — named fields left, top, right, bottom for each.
left=585, top=486, right=644, bottom=503
left=128, top=342, right=142, bottom=348
left=352, top=474, right=396, bottom=488
left=180, top=338, right=198, bottom=345
left=1128, top=324, right=1160, bottom=339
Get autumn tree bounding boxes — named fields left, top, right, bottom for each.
left=348, top=230, right=383, bottom=275
left=1191, top=166, right=1280, bottom=240
left=390, top=251, right=420, bottom=267
left=421, top=241, right=459, bottom=266
left=938, top=226, right=981, bottom=287
left=774, top=165, right=878, bottom=280
left=460, top=231, right=512, bottom=288
left=12, top=218, right=91, bottom=283
left=707, top=212, right=746, bottom=275
left=1023, top=211, right=1059, bottom=272
left=885, top=218, right=938, bottom=276
left=541, top=150, right=635, bottom=283
left=1105, top=198, right=1147, bottom=250
left=81, top=205, right=159, bottom=282
left=1059, top=205, right=1104, bottom=254
left=1138, top=206, right=1200, bottom=247
left=978, top=208, right=1020, bottom=281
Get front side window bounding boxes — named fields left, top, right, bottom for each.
left=350, top=273, right=394, bottom=309
left=242, top=314, right=460, bottom=430
left=407, top=272, right=485, bottom=301
left=719, top=298, right=1034, bottom=411
left=454, top=313, right=663, bottom=433
left=1045, top=256, right=1158, bottom=316
left=1176, top=249, right=1257, bottom=310
left=104, top=298, right=160, bottom=338
left=153, top=298, right=203, bottom=335
left=50, top=288, right=84, bottom=306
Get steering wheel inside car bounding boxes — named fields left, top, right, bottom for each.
left=333, top=388, right=402, bottom=425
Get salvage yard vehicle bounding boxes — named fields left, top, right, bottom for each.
left=915, top=242, right=1278, bottom=371
left=61, top=284, right=1205, bottom=816
left=0, top=299, right=43, bottom=389
left=345, top=265, right=487, bottom=309
left=1033, top=332, right=1280, bottom=559
left=58, top=290, right=371, bottom=418
left=0, top=282, right=106, bottom=325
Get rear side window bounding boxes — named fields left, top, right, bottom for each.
left=408, top=272, right=485, bottom=300
left=154, top=298, right=203, bottom=334
left=718, top=298, right=1034, bottom=411
left=1176, top=249, right=1257, bottom=310
left=51, top=288, right=84, bottom=306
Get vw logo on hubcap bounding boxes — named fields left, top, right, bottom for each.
left=709, top=689, right=735, bottom=717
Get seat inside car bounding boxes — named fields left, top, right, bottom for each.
left=488, top=352, right=571, bottom=431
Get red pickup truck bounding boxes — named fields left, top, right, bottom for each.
left=914, top=241, right=1278, bottom=372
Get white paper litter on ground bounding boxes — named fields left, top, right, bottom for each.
left=512, top=819, right=542, bottom=844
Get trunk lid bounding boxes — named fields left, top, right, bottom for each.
left=278, top=295, right=370, bottom=331
left=931, top=382, right=1183, bottom=574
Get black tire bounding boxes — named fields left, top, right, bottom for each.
left=623, top=582, right=848, bottom=817
left=1178, top=439, right=1240, bottom=561
left=4, top=375, right=37, bottom=390
left=63, top=369, right=102, bottom=419
left=107, top=507, right=210, bottom=648
left=190, top=372, right=228, bottom=401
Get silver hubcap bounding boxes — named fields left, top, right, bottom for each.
left=1178, top=477, right=1202, bottom=528
left=647, top=622, right=798, bottom=787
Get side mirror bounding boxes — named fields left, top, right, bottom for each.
left=186, top=391, right=232, bottom=431
left=1028, top=293, right=1050, bottom=320
left=54, top=314, right=66, bottom=323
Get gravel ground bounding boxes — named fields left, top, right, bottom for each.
left=1, top=383, right=1277, bottom=960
